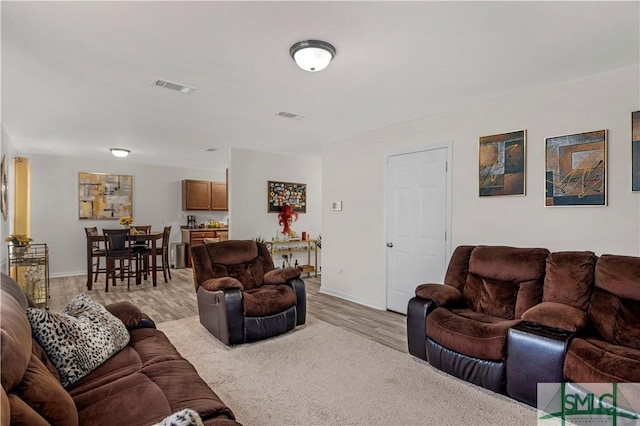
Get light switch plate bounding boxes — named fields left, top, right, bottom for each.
left=332, top=201, right=342, bottom=211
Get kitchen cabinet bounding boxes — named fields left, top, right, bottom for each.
left=182, top=179, right=228, bottom=211
left=181, top=228, right=229, bottom=267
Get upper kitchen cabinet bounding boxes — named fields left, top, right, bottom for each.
left=182, top=179, right=228, bottom=211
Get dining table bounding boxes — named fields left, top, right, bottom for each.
left=85, top=230, right=164, bottom=290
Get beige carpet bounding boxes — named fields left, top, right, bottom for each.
left=158, top=316, right=536, bottom=426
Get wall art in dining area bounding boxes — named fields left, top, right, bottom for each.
left=268, top=180, right=306, bottom=213
left=545, top=130, right=607, bottom=206
left=633, top=111, right=640, bottom=191
left=479, top=129, right=526, bottom=196
left=78, top=172, right=133, bottom=219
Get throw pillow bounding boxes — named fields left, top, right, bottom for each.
left=153, top=409, right=204, bottom=426
left=27, top=293, right=130, bottom=387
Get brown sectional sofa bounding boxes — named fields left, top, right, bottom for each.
left=407, top=245, right=640, bottom=407
left=0, top=272, right=241, bottom=426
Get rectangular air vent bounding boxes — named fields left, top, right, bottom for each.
left=153, top=79, right=196, bottom=94
left=276, top=111, right=305, bottom=120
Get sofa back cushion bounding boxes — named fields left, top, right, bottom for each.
left=9, top=354, right=78, bottom=425
left=1, top=273, right=33, bottom=393
left=543, top=251, right=596, bottom=310
left=463, top=246, right=549, bottom=319
left=589, top=254, right=640, bottom=349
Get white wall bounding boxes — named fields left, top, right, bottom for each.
left=229, top=148, right=321, bottom=266
left=322, top=65, right=640, bottom=309
left=0, top=126, right=18, bottom=273
left=27, top=153, right=227, bottom=276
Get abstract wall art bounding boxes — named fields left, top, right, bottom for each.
left=545, top=130, right=607, bottom=206
left=479, top=130, right=526, bottom=196
left=78, top=172, right=133, bottom=219
left=268, top=180, right=306, bottom=213
left=633, top=111, right=640, bottom=191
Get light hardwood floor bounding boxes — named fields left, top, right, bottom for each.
left=48, top=269, right=408, bottom=353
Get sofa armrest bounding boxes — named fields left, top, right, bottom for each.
left=407, top=296, right=439, bottom=360
left=201, top=277, right=244, bottom=292
left=105, top=301, right=143, bottom=329
left=414, top=283, right=462, bottom=307
left=284, top=277, right=306, bottom=326
left=264, top=268, right=301, bottom=285
left=521, top=302, right=588, bottom=333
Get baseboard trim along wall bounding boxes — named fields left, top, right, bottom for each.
left=319, top=287, right=387, bottom=311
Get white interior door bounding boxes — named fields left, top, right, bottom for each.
left=386, top=147, right=450, bottom=314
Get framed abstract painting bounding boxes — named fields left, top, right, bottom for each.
left=633, top=111, right=640, bottom=191
left=479, top=129, right=526, bottom=196
left=545, top=130, right=607, bottom=206
left=78, top=172, right=133, bottom=219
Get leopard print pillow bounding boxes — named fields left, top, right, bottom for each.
left=27, top=293, right=130, bottom=387
left=153, top=409, right=204, bottom=426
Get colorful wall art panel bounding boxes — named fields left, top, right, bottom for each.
left=545, top=130, right=607, bottom=206
left=268, top=181, right=306, bottom=213
left=479, top=130, right=526, bottom=196
left=633, top=111, right=640, bottom=191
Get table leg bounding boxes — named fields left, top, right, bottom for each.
left=86, top=237, right=93, bottom=290
left=151, top=238, right=157, bottom=286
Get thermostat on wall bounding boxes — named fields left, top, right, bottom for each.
left=332, top=201, right=342, bottom=211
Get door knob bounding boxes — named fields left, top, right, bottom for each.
left=386, top=242, right=394, bottom=248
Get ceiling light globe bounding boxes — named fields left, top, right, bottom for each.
left=110, top=148, right=130, bottom=158
left=290, top=40, right=336, bottom=72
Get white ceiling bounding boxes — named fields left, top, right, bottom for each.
left=2, top=1, right=639, bottom=170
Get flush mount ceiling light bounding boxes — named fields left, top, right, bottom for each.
left=110, top=148, right=130, bottom=158
left=290, top=40, right=336, bottom=72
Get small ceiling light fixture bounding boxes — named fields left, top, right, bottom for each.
left=290, top=40, right=336, bottom=72
left=110, top=148, right=130, bottom=158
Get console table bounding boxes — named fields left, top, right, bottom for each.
left=268, top=239, right=319, bottom=277
left=8, top=243, right=50, bottom=308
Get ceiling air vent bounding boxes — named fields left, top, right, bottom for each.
left=153, top=79, right=196, bottom=95
left=276, top=111, right=305, bottom=120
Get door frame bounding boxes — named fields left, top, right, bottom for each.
left=383, top=141, right=453, bottom=311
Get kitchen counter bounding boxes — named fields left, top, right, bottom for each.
left=181, top=228, right=229, bottom=266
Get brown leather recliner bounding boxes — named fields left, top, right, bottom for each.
left=191, top=240, right=306, bottom=345
left=563, top=254, right=640, bottom=383
left=407, top=245, right=549, bottom=393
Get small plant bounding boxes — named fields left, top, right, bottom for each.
left=5, top=234, right=32, bottom=245
left=118, top=216, right=134, bottom=226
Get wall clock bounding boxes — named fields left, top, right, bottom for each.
left=1, top=154, right=8, bottom=222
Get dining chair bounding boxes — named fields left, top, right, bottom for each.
left=139, top=226, right=172, bottom=283
left=84, top=227, right=106, bottom=283
left=102, top=228, right=136, bottom=291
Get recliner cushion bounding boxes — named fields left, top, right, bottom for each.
left=426, top=307, right=519, bottom=361
left=243, top=285, right=297, bottom=317
left=564, top=337, right=640, bottom=383
left=588, top=254, right=640, bottom=350
left=463, top=246, right=548, bottom=319
left=589, top=288, right=640, bottom=350
left=543, top=251, right=596, bottom=310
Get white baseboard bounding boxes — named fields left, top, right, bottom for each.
left=319, top=287, right=386, bottom=311
left=50, top=270, right=86, bottom=279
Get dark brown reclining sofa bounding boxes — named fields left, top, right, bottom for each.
left=0, top=272, right=241, bottom=426
left=407, top=245, right=640, bottom=407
